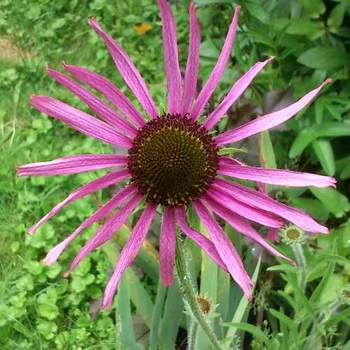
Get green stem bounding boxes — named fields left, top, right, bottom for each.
left=175, top=234, right=224, bottom=350
left=292, top=243, right=307, bottom=291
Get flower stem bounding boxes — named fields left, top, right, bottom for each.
left=175, top=233, right=223, bottom=350
left=292, top=243, right=307, bottom=291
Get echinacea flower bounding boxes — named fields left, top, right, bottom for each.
left=17, top=1, right=335, bottom=308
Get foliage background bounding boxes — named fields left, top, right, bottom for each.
left=0, top=0, right=349, bottom=349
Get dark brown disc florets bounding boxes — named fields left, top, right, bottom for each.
left=127, top=114, right=218, bottom=206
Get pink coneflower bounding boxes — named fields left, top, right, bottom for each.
left=18, top=1, right=335, bottom=308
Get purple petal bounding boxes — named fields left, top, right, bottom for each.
left=181, top=2, right=201, bottom=114
left=43, top=184, right=137, bottom=266
left=218, top=157, right=336, bottom=188
left=47, top=67, right=137, bottom=137
left=160, top=206, right=176, bottom=286
left=267, top=228, right=279, bottom=242
left=63, top=63, right=145, bottom=127
left=175, top=207, right=227, bottom=271
left=158, top=0, right=182, bottom=114
left=193, top=200, right=253, bottom=299
left=203, top=57, right=273, bottom=130
left=29, top=169, right=130, bottom=234
left=103, top=201, right=157, bottom=308
left=17, top=154, right=127, bottom=176
left=207, top=186, right=284, bottom=228
left=66, top=193, right=143, bottom=275
left=214, top=178, right=329, bottom=234
left=89, top=18, right=158, bottom=119
left=31, top=96, right=132, bottom=148
left=215, top=79, right=331, bottom=146
left=191, top=6, right=240, bottom=120
left=203, top=196, right=294, bottom=264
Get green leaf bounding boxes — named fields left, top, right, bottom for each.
left=298, top=0, right=326, bottom=18
left=289, top=122, right=350, bottom=158
left=259, top=131, right=277, bottom=169
left=116, top=275, right=144, bottom=350
left=327, top=3, right=346, bottom=28
left=312, top=140, right=335, bottom=175
left=159, top=282, right=184, bottom=350
left=225, top=322, right=270, bottom=343
left=245, top=1, right=270, bottom=24
left=310, top=187, right=350, bottom=218
left=269, top=309, right=299, bottom=343
left=298, top=47, right=348, bottom=70
left=340, top=161, right=350, bottom=180
left=225, top=256, right=261, bottom=342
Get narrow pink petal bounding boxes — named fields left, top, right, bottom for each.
left=31, top=96, right=132, bottom=149
left=218, top=157, right=336, bottom=188
left=215, top=79, right=331, bottom=145
left=43, top=184, right=137, bottom=266
left=181, top=2, right=201, bottom=114
left=47, top=67, right=137, bottom=137
left=158, top=0, right=182, bottom=114
left=193, top=200, right=253, bottom=299
left=89, top=18, right=158, bottom=119
left=191, top=6, right=240, bottom=120
left=214, top=178, right=329, bottom=234
left=175, top=207, right=227, bottom=271
left=159, top=206, right=176, bottom=286
left=203, top=196, right=294, bottom=264
left=267, top=228, right=279, bottom=242
left=29, top=169, right=130, bottom=234
left=204, top=57, right=273, bottom=130
left=17, top=154, right=127, bottom=176
left=63, top=63, right=145, bottom=127
left=66, top=193, right=143, bottom=275
left=103, top=201, right=157, bottom=308
left=207, top=186, right=284, bottom=228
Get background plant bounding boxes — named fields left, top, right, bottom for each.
left=0, top=0, right=349, bottom=349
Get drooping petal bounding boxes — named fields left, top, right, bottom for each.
left=66, top=193, right=143, bottom=274
left=267, top=228, right=279, bottom=241
left=193, top=200, right=252, bottom=299
left=218, top=157, right=336, bottom=188
left=31, top=96, right=132, bottom=148
left=175, top=207, right=227, bottom=271
left=191, top=6, right=240, bottom=120
left=29, top=169, right=130, bottom=234
left=203, top=57, right=273, bottom=130
left=63, top=63, right=145, bottom=127
left=47, top=67, right=137, bottom=137
left=203, top=196, right=294, bottom=264
left=207, top=186, right=284, bottom=228
left=160, top=206, right=176, bottom=286
left=214, top=178, right=329, bottom=233
left=158, top=0, right=182, bottom=114
left=215, top=79, right=331, bottom=146
left=181, top=2, right=200, bottom=114
left=43, top=184, right=137, bottom=266
left=17, top=154, right=128, bottom=176
left=103, top=201, right=157, bottom=308
left=89, top=18, right=158, bottom=118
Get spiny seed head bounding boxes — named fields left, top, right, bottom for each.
left=128, top=114, right=218, bottom=206
left=279, top=225, right=305, bottom=245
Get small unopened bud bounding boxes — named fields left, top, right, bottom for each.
left=197, top=295, right=211, bottom=315
left=340, top=288, right=350, bottom=305
left=279, top=225, right=305, bottom=245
